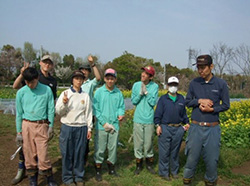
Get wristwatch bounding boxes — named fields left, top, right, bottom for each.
left=91, top=64, right=96, bottom=67
left=155, top=124, right=160, bottom=128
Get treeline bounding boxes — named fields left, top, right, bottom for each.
left=0, top=42, right=249, bottom=97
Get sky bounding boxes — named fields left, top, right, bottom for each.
left=1, top=0, right=250, bottom=69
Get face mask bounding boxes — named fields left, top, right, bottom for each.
left=168, top=86, right=178, bottom=94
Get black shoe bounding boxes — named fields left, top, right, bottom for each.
left=134, top=159, right=143, bottom=175
left=146, top=158, right=156, bottom=174
left=95, top=164, right=102, bottom=182
left=107, top=162, right=120, bottom=177
left=160, top=175, right=170, bottom=181
left=12, top=168, right=26, bottom=185
left=29, top=173, right=38, bottom=186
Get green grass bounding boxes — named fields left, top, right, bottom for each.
left=1, top=112, right=250, bottom=185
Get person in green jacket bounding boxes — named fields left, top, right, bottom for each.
left=15, top=67, right=57, bottom=186
left=93, top=68, right=125, bottom=182
left=132, top=65, right=159, bottom=175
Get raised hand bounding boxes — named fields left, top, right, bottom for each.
left=63, top=91, right=69, bottom=104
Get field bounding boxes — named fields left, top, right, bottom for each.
left=1, top=100, right=250, bottom=185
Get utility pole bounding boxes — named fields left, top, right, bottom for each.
left=164, top=63, right=166, bottom=89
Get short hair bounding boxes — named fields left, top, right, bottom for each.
left=22, top=67, right=39, bottom=82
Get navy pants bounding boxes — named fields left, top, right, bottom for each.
left=183, top=123, right=221, bottom=182
left=158, top=125, right=185, bottom=176
left=59, top=124, right=87, bottom=184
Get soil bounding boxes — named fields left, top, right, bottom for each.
left=1, top=118, right=250, bottom=186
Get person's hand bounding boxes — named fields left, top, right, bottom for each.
left=198, top=99, right=213, bottom=108
left=15, top=133, right=23, bottom=146
left=88, top=55, right=94, bottom=65
left=20, top=61, right=30, bottom=75
left=47, top=127, right=54, bottom=141
left=87, top=131, right=92, bottom=140
left=118, top=116, right=124, bottom=121
left=63, top=91, right=69, bottom=104
left=156, top=126, right=162, bottom=136
left=183, top=124, right=190, bottom=131
left=103, top=123, right=115, bottom=133
left=199, top=104, right=214, bottom=112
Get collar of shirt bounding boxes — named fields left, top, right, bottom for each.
left=200, top=75, right=215, bottom=85
left=70, top=86, right=83, bottom=93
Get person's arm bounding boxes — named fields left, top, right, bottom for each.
left=13, top=62, right=29, bottom=89
left=145, top=83, right=159, bottom=107
left=88, top=55, right=101, bottom=81
left=16, top=90, right=24, bottom=133
left=131, top=83, right=143, bottom=105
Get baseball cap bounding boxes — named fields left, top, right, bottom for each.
left=71, top=70, right=85, bottom=79
left=41, top=55, right=53, bottom=64
left=193, top=54, right=213, bottom=66
left=168, top=76, right=179, bottom=84
left=141, top=65, right=155, bottom=76
left=104, top=68, right=117, bottom=78
left=79, top=64, right=91, bottom=72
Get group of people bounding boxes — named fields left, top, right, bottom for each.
left=12, top=54, right=229, bottom=186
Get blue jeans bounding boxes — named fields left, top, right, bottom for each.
left=158, top=125, right=185, bottom=176
left=59, top=124, right=87, bottom=184
left=183, top=123, right=221, bottom=182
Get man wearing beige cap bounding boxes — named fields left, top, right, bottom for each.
left=12, top=55, right=57, bottom=185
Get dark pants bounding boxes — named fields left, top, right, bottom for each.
left=158, top=125, right=185, bottom=176
left=183, top=123, right=221, bottom=182
left=59, top=124, right=88, bottom=184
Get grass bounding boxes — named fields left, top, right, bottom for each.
left=1, top=112, right=250, bottom=186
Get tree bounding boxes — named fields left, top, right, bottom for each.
left=63, top=54, right=75, bottom=69
left=55, top=66, right=72, bottom=87
left=104, top=51, right=162, bottom=89
left=23, top=42, right=37, bottom=65
left=0, top=45, right=22, bottom=84
left=233, top=44, right=250, bottom=76
left=210, top=43, right=234, bottom=78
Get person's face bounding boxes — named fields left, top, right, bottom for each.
left=104, top=75, right=117, bottom=90
left=39, top=60, right=53, bottom=72
left=80, top=69, right=90, bottom=79
left=25, top=78, right=39, bottom=89
left=197, top=64, right=213, bottom=80
left=141, top=71, right=152, bottom=83
left=73, top=76, right=84, bottom=88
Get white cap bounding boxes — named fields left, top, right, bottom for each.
left=167, top=76, right=179, bottom=84
left=41, top=55, right=53, bottom=63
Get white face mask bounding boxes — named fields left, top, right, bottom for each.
left=168, top=86, right=178, bottom=94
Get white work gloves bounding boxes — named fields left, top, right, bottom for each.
left=103, top=123, right=115, bottom=134
left=140, top=82, right=148, bottom=95
left=47, top=127, right=54, bottom=141
left=15, top=133, right=23, bottom=146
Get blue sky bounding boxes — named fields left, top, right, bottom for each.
left=1, top=0, right=250, bottom=69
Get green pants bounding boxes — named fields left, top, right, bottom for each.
left=94, top=130, right=119, bottom=164
left=133, top=123, right=155, bottom=159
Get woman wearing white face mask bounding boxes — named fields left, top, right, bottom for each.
left=154, top=76, right=190, bottom=181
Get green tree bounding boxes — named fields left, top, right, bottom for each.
left=23, top=42, right=37, bottom=64
left=104, top=51, right=162, bottom=89
left=0, top=45, right=22, bottom=84
left=63, top=54, right=75, bottom=69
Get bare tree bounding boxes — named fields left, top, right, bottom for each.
left=233, top=44, right=250, bottom=76
left=210, top=43, right=234, bottom=78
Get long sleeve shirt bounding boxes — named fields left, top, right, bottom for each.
left=154, top=93, right=189, bottom=125
left=16, top=82, right=55, bottom=133
left=81, top=78, right=99, bottom=102
left=185, top=76, right=230, bottom=122
left=93, top=84, right=125, bottom=131
left=55, top=87, right=93, bottom=131
left=132, top=81, right=159, bottom=124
